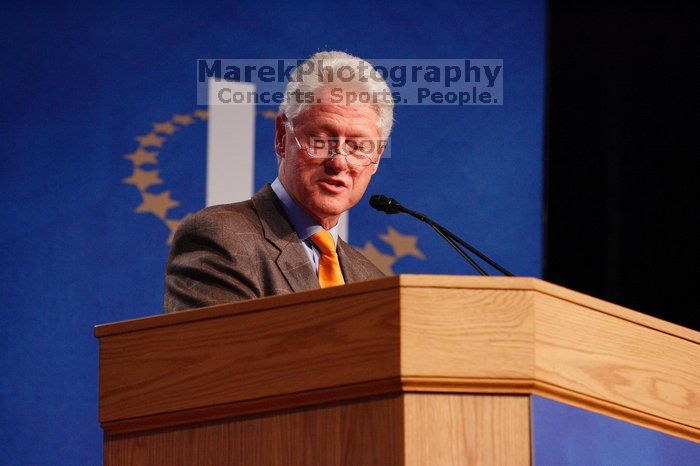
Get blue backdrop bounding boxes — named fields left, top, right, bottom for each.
left=1, top=1, right=545, bottom=464
left=532, top=397, right=700, bottom=465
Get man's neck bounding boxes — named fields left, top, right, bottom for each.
left=270, top=178, right=339, bottom=242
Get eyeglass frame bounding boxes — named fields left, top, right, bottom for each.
left=282, top=115, right=384, bottom=167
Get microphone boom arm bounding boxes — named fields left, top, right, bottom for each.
left=428, top=223, right=488, bottom=276
left=402, top=206, right=514, bottom=277
left=369, top=194, right=514, bottom=277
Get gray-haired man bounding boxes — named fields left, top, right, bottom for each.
left=164, top=51, right=394, bottom=312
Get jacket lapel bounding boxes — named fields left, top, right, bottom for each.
left=337, top=238, right=372, bottom=283
left=252, top=185, right=320, bottom=293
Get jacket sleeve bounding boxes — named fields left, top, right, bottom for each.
left=163, top=210, right=260, bottom=313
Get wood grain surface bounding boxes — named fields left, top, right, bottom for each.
left=105, top=394, right=404, bottom=466
left=97, top=275, right=700, bottom=442
left=105, top=421, right=229, bottom=466
left=401, top=287, right=535, bottom=378
left=105, top=393, right=529, bottom=466
left=396, top=275, right=699, bottom=344
left=533, top=292, right=700, bottom=433
left=398, top=281, right=699, bottom=441
left=403, top=394, right=531, bottom=466
left=100, top=288, right=400, bottom=423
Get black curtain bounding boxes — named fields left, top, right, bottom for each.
left=545, top=1, right=699, bottom=329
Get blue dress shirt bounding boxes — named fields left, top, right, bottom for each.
left=271, top=178, right=339, bottom=275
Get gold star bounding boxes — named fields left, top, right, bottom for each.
left=165, top=218, right=183, bottom=245
left=124, top=148, right=158, bottom=166
left=172, top=113, right=195, bottom=126
left=356, top=241, right=396, bottom=275
left=135, top=132, right=165, bottom=148
left=135, top=191, right=180, bottom=219
left=193, top=109, right=208, bottom=120
left=153, top=121, right=177, bottom=135
left=260, top=110, right=277, bottom=120
left=379, top=227, right=426, bottom=259
left=122, top=168, right=164, bottom=191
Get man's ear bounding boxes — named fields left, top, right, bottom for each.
left=274, top=114, right=287, bottom=158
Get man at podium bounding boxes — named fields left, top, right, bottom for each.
left=164, top=51, right=392, bottom=312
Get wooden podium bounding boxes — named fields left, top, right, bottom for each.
left=95, top=275, right=699, bottom=465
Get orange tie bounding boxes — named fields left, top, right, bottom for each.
left=309, top=230, right=345, bottom=288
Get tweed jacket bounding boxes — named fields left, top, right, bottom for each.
left=164, top=184, right=384, bottom=312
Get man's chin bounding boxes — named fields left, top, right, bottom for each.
left=309, top=198, right=351, bottom=220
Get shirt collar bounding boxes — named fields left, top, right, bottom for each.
left=271, top=178, right=339, bottom=246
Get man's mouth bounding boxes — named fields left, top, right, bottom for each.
left=319, top=178, right=347, bottom=191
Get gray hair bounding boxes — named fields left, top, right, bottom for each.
left=279, top=51, right=394, bottom=140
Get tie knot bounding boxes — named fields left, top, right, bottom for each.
left=310, top=230, right=336, bottom=255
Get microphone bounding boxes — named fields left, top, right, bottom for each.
left=369, top=195, right=428, bottom=221
left=369, top=195, right=404, bottom=214
left=369, top=194, right=514, bottom=276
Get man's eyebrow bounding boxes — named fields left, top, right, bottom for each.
left=309, top=122, right=375, bottom=137
left=307, top=121, right=340, bottom=132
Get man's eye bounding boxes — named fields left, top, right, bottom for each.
left=310, top=138, right=328, bottom=149
left=345, top=140, right=374, bottom=154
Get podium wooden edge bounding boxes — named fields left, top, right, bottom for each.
left=101, top=374, right=700, bottom=442
left=94, top=275, right=403, bottom=338
left=95, top=275, right=699, bottom=344
left=97, top=275, right=700, bottom=443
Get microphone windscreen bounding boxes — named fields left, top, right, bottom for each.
left=369, top=194, right=390, bottom=211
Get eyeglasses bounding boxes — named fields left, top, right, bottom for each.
left=284, top=121, right=383, bottom=167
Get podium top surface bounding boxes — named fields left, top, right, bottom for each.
left=95, top=275, right=698, bottom=343
left=96, top=275, right=700, bottom=441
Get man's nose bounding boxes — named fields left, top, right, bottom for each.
left=324, top=151, right=350, bottom=172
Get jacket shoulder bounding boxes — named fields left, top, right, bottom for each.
left=164, top=200, right=266, bottom=313
left=173, top=200, right=261, bottom=244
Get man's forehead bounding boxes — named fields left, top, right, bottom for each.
left=295, top=114, right=380, bottom=140
left=298, top=107, right=375, bottom=124
left=294, top=101, right=379, bottom=132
